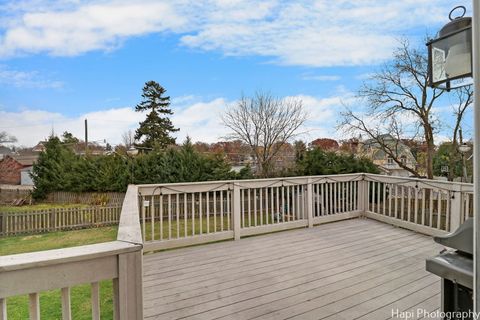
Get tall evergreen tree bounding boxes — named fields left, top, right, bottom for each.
left=134, top=81, right=179, bottom=149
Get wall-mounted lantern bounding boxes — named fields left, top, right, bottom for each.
left=427, top=6, right=472, bottom=90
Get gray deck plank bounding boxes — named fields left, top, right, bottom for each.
left=143, top=218, right=442, bottom=320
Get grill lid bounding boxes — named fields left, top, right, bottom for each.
left=434, top=218, right=473, bottom=255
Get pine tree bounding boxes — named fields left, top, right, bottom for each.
left=134, top=81, right=179, bottom=149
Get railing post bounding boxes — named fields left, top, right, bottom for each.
left=116, top=250, right=143, bottom=320
left=358, top=174, right=367, bottom=215
left=306, top=178, right=314, bottom=228
left=450, top=184, right=464, bottom=232
left=233, top=183, right=241, bottom=240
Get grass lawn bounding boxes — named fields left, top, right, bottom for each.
left=1, top=226, right=118, bottom=319
left=0, top=203, right=89, bottom=213
left=0, top=226, right=118, bottom=256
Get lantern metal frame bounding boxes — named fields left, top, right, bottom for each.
left=426, top=6, right=473, bottom=90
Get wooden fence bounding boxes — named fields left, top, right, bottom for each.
left=0, top=206, right=121, bottom=236
left=45, top=191, right=125, bottom=206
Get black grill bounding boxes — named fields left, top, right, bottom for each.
left=426, top=218, right=473, bottom=319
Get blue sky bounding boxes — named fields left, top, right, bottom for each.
left=0, top=0, right=472, bottom=147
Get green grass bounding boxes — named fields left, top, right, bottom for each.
left=1, top=226, right=118, bottom=319
left=6, top=281, right=114, bottom=320
left=0, top=226, right=118, bottom=256
left=0, top=203, right=89, bottom=213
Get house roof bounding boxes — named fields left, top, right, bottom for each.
left=11, top=155, right=38, bottom=166
left=15, top=156, right=38, bottom=166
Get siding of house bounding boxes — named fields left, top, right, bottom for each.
left=20, top=167, right=34, bottom=185
left=0, top=157, right=23, bottom=184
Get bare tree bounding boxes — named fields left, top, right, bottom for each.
left=446, top=86, right=473, bottom=181
left=340, top=39, right=472, bottom=179
left=0, top=131, right=17, bottom=145
left=121, top=129, right=135, bottom=149
left=222, top=92, right=307, bottom=177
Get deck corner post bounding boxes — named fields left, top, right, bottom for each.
left=306, top=178, right=314, bottom=228
left=233, top=183, right=241, bottom=240
left=117, top=249, right=143, bottom=320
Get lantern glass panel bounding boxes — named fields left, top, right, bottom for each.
left=430, top=28, right=472, bottom=85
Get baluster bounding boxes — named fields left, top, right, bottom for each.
left=191, top=193, right=195, bottom=236
left=184, top=193, right=188, bottom=237
left=168, top=194, right=172, bottom=239
left=199, top=193, right=203, bottom=235
left=414, top=187, right=419, bottom=224
left=240, top=189, right=244, bottom=228
left=265, top=188, right=269, bottom=224
left=176, top=194, right=180, bottom=238
left=159, top=194, right=164, bottom=240
left=29, top=293, right=40, bottom=320
left=91, top=282, right=100, bottom=320
left=276, top=186, right=280, bottom=223
left=437, top=191, right=442, bottom=229
left=220, top=191, right=224, bottom=231
left=429, top=189, right=434, bottom=227
left=1, top=298, right=7, bottom=320
left=61, top=287, right=71, bottom=320
left=422, top=189, right=426, bottom=225
left=259, top=188, right=263, bottom=226
left=206, top=191, right=210, bottom=234
left=141, top=196, right=146, bottom=242
left=151, top=195, right=155, bottom=241
left=226, top=189, right=231, bottom=230
left=270, top=187, right=274, bottom=224
left=286, top=185, right=291, bottom=222
left=247, top=189, right=251, bottom=227
left=213, top=191, right=217, bottom=232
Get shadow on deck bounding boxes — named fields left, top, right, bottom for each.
left=143, top=218, right=442, bottom=320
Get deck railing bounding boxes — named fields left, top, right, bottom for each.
left=136, top=174, right=365, bottom=252
left=0, top=173, right=474, bottom=319
left=137, top=173, right=473, bottom=252
left=364, top=174, right=473, bottom=236
left=0, top=185, right=143, bottom=320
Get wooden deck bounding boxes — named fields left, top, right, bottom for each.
left=143, top=218, right=443, bottom=320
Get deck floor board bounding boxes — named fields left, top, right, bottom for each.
left=143, top=218, right=442, bottom=320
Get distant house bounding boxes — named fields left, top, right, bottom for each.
left=0, top=154, right=38, bottom=185
left=309, top=138, right=339, bottom=151
left=359, top=135, right=417, bottom=177
left=0, top=146, right=15, bottom=160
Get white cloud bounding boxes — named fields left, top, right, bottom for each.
left=0, top=1, right=187, bottom=57
left=0, top=0, right=459, bottom=67
left=0, top=65, right=62, bottom=88
left=1, top=93, right=349, bottom=146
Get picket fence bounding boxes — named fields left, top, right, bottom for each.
left=0, top=206, right=121, bottom=236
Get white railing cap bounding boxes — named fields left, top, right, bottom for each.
left=0, top=240, right=139, bottom=272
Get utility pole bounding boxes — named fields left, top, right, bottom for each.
left=84, top=118, right=88, bottom=155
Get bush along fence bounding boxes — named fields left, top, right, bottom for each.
left=0, top=206, right=121, bottom=236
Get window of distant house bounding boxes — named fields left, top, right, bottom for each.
left=400, top=155, right=407, bottom=165
left=387, top=157, right=394, bottom=165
